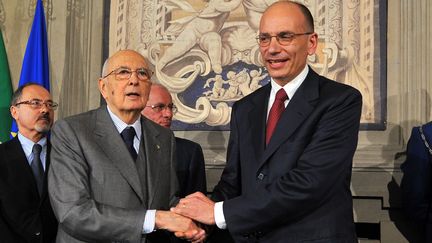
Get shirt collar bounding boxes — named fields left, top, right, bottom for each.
left=17, top=132, right=47, bottom=158
left=106, top=106, right=142, bottom=140
left=270, top=65, right=309, bottom=99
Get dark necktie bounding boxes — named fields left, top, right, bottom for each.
left=266, top=88, right=288, bottom=145
left=31, top=144, right=44, bottom=196
left=121, top=127, right=138, bottom=160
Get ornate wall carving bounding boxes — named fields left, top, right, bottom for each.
left=109, top=0, right=385, bottom=130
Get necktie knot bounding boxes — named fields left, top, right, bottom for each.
left=275, top=88, right=288, bottom=101
left=121, top=127, right=136, bottom=143
left=121, top=127, right=138, bottom=160
left=32, top=143, right=42, bottom=155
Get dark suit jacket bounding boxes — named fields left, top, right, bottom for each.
left=212, top=68, right=362, bottom=242
left=401, top=122, right=432, bottom=242
left=175, top=137, right=207, bottom=197
left=172, top=137, right=208, bottom=243
left=0, top=136, right=57, bottom=243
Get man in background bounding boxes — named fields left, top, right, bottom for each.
left=401, top=122, right=432, bottom=242
left=141, top=83, right=207, bottom=198
left=0, top=83, right=58, bottom=242
left=142, top=84, right=233, bottom=242
left=48, top=50, right=204, bottom=243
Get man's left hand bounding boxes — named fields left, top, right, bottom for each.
left=171, top=192, right=216, bottom=225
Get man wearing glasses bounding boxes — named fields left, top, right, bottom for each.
left=0, top=83, right=58, bottom=242
left=172, top=1, right=361, bottom=242
left=48, top=50, right=205, bottom=243
left=142, top=84, right=207, bottom=198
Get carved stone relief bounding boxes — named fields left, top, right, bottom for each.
left=109, top=0, right=385, bottom=130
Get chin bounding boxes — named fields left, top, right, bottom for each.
left=35, top=125, right=51, bottom=134
left=160, top=122, right=171, bottom=128
left=127, top=103, right=145, bottom=111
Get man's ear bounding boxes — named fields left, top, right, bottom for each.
left=10, top=105, right=18, bottom=120
left=98, top=78, right=108, bottom=99
left=307, top=33, right=318, bottom=55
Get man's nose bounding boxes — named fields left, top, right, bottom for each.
left=267, top=37, right=283, bottom=53
left=128, top=72, right=140, bottom=85
left=162, top=107, right=173, bottom=118
left=40, top=103, right=50, bottom=113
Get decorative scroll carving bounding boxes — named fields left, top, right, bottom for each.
left=109, top=0, right=384, bottom=129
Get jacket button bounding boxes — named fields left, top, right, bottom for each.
left=35, top=232, right=41, bottom=236
left=257, top=173, right=265, bottom=180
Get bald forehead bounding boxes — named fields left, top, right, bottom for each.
left=105, top=50, right=148, bottom=74
left=262, top=1, right=313, bottom=32
left=110, top=50, right=145, bottom=60
left=150, top=84, right=171, bottom=97
left=263, top=1, right=301, bottom=19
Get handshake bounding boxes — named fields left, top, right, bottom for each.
left=156, top=192, right=216, bottom=243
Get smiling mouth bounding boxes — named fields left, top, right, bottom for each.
left=268, top=59, right=287, bottom=64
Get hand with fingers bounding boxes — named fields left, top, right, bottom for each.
left=155, top=210, right=206, bottom=242
left=171, top=192, right=216, bottom=225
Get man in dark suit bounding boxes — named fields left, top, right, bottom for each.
left=0, top=83, right=58, bottom=242
left=172, top=1, right=362, bottom=242
left=141, top=83, right=207, bottom=198
left=401, top=122, right=432, bottom=242
left=48, top=50, right=204, bottom=243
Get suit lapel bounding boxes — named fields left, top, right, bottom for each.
left=8, top=137, right=40, bottom=199
left=93, top=106, right=144, bottom=202
left=141, top=118, right=163, bottom=207
left=246, top=84, right=270, bottom=163
left=260, top=69, right=320, bottom=167
left=40, top=142, right=51, bottom=204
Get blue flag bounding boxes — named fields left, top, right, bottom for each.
left=11, top=0, right=49, bottom=137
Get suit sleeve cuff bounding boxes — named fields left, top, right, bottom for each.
left=142, top=210, right=156, bottom=234
left=214, top=201, right=227, bottom=229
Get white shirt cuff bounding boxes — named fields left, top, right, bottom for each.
left=142, top=210, right=156, bottom=234
left=214, top=201, right=227, bottom=229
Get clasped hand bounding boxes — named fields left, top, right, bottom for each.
left=171, top=192, right=216, bottom=226
left=155, top=210, right=206, bottom=242
left=156, top=192, right=216, bottom=242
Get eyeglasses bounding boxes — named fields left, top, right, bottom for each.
left=102, top=67, right=153, bottom=81
left=14, top=99, right=58, bottom=110
left=256, top=32, right=313, bottom=47
left=146, top=104, right=177, bottom=113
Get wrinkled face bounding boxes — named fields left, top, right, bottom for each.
left=99, top=50, right=152, bottom=120
left=141, top=85, right=173, bottom=128
left=10, top=85, right=54, bottom=139
left=259, top=2, right=317, bottom=86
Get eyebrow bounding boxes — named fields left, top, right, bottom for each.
left=27, top=98, right=54, bottom=102
left=259, top=31, right=295, bottom=35
left=116, top=66, right=131, bottom=69
left=154, top=102, right=173, bottom=106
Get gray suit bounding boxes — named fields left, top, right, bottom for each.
left=48, top=106, right=179, bottom=243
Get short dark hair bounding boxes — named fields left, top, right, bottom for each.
left=10, top=82, right=43, bottom=106
left=291, top=1, right=315, bottom=32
